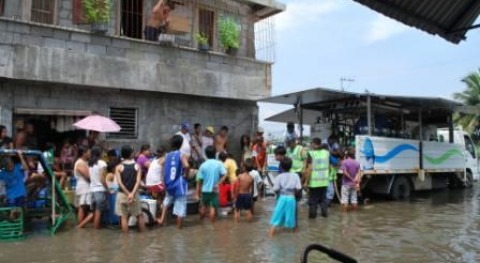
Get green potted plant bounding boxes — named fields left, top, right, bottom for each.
left=194, top=33, right=210, bottom=51
left=218, top=17, right=240, bottom=55
left=82, top=0, right=111, bottom=34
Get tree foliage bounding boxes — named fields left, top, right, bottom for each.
left=453, top=68, right=480, bottom=132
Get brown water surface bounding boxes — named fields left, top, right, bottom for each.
left=1, top=187, right=480, bottom=263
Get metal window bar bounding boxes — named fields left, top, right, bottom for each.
left=107, top=107, right=138, bottom=139
left=0, top=0, right=4, bottom=16
left=120, top=0, right=144, bottom=39
left=31, top=0, right=55, bottom=24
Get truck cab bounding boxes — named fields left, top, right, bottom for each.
left=438, top=128, right=479, bottom=184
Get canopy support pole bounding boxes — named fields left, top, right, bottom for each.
left=367, top=93, right=372, bottom=136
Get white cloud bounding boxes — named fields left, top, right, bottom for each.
left=275, top=0, right=341, bottom=32
left=365, top=14, right=409, bottom=44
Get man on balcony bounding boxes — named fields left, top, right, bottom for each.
left=144, top=0, right=175, bottom=41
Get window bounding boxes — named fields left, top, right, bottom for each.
left=0, top=0, right=4, bottom=16
left=120, top=0, right=143, bottom=39
left=108, top=108, right=138, bottom=139
left=464, top=135, right=476, bottom=158
left=31, top=0, right=56, bottom=24
left=198, top=9, right=215, bottom=47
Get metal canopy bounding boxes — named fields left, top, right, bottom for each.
left=262, top=88, right=465, bottom=125
left=260, top=88, right=462, bottom=110
left=351, top=0, right=480, bottom=44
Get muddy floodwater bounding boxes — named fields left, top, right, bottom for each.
left=1, top=186, right=480, bottom=263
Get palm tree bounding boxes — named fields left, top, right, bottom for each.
left=453, top=68, right=480, bottom=133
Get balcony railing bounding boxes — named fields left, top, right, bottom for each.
left=0, top=0, right=277, bottom=63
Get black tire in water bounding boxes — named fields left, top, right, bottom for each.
left=464, top=171, right=474, bottom=188
left=390, top=176, right=411, bottom=200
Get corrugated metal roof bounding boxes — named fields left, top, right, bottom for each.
left=352, top=0, right=480, bottom=43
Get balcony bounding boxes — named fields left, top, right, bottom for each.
left=0, top=0, right=285, bottom=100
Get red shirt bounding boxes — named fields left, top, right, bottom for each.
left=252, top=143, right=267, bottom=168
left=219, top=183, right=233, bottom=207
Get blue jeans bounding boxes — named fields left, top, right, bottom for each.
left=326, top=182, right=335, bottom=201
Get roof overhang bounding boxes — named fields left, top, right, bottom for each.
left=261, top=88, right=468, bottom=124
left=351, top=0, right=480, bottom=44
left=244, top=0, right=286, bottom=20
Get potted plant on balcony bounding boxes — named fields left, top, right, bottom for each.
left=194, top=33, right=210, bottom=51
left=218, top=17, right=240, bottom=56
left=83, top=0, right=111, bottom=34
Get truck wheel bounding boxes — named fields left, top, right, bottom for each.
left=390, top=176, right=411, bottom=200
left=464, top=171, right=473, bottom=188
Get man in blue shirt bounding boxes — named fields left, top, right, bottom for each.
left=0, top=151, right=28, bottom=208
left=158, top=135, right=190, bottom=229
left=196, top=146, right=226, bottom=224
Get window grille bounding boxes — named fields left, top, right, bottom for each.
left=107, top=107, right=138, bottom=139
left=121, top=0, right=144, bottom=39
left=31, top=0, right=56, bottom=25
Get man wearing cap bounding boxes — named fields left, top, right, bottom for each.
left=176, top=122, right=192, bottom=157
left=201, top=126, right=215, bottom=160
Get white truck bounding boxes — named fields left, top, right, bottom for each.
left=262, top=88, right=480, bottom=200
left=356, top=128, right=478, bottom=199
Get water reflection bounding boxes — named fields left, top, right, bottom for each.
left=1, top=186, right=480, bottom=263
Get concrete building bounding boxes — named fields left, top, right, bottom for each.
left=0, top=0, right=284, bottom=156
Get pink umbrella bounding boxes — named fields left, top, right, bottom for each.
left=73, top=114, right=121, bottom=133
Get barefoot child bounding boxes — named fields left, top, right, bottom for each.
left=115, top=145, right=145, bottom=233
left=234, top=164, right=254, bottom=223
left=196, top=146, right=226, bottom=224
left=269, top=157, right=301, bottom=237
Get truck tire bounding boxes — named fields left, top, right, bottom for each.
left=390, top=176, right=411, bottom=200
left=464, top=171, right=473, bottom=188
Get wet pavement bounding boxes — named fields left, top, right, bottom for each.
left=1, top=186, right=480, bottom=263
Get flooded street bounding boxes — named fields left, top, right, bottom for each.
left=1, top=186, right=480, bottom=263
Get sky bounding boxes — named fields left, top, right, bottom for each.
left=259, top=0, right=480, bottom=138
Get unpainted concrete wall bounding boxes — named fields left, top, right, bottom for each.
left=0, top=80, right=258, bottom=158
left=0, top=18, right=271, bottom=101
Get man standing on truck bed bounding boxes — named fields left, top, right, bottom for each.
left=304, top=138, right=330, bottom=218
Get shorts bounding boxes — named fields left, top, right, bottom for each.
left=76, top=193, right=91, bottom=207
left=91, top=191, right=108, bottom=211
left=235, top=193, right=253, bottom=211
left=163, top=194, right=187, bottom=218
left=115, top=192, right=142, bottom=217
left=270, top=195, right=296, bottom=229
left=144, top=26, right=160, bottom=41
left=201, top=192, right=219, bottom=208
left=341, top=185, right=357, bottom=205
left=7, top=196, right=26, bottom=207
left=146, top=183, right=165, bottom=194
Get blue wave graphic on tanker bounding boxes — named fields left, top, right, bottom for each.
left=361, top=137, right=419, bottom=166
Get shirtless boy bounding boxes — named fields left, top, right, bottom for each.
left=144, top=0, right=175, bottom=41
left=215, top=126, right=229, bottom=157
left=234, top=165, right=254, bottom=222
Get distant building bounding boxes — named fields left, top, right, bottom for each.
left=0, top=0, right=284, bottom=155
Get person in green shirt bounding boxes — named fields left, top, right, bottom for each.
left=304, top=138, right=330, bottom=219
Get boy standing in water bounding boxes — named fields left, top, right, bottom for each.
left=158, top=135, right=190, bottom=229
left=196, top=146, right=226, bottom=224
left=115, top=145, right=145, bottom=233
left=234, top=163, right=254, bottom=222
left=269, top=158, right=302, bottom=237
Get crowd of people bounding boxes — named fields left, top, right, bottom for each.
left=0, top=121, right=362, bottom=237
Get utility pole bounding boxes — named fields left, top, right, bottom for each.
left=340, top=77, right=355, bottom=91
